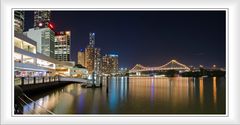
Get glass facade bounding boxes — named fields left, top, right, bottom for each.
left=34, top=11, right=51, bottom=29
left=54, top=31, right=71, bottom=61
left=41, top=29, right=55, bottom=57
left=14, top=35, right=57, bottom=78
left=14, top=52, right=22, bottom=63
left=77, top=51, right=85, bottom=66
left=101, top=54, right=119, bottom=74
left=22, top=55, right=34, bottom=64
left=14, top=11, right=24, bottom=33
left=37, top=59, right=55, bottom=69
left=24, top=28, right=55, bottom=58
left=89, top=32, right=95, bottom=47
left=14, top=37, right=36, bottom=54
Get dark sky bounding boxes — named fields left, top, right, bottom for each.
left=24, top=11, right=226, bottom=69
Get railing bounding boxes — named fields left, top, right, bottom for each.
left=14, top=76, right=60, bottom=86
left=16, top=94, right=54, bottom=114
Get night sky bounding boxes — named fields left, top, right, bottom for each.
left=24, top=11, right=226, bottom=69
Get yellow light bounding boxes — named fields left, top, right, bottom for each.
left=65, top=31, right=70, bottom=35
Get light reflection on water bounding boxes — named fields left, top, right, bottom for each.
left=23, top=77, right=226, bottom=114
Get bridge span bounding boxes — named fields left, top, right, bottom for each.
left=129, top=59, right=190, bottom=74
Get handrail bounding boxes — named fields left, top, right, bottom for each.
left=17, top=94, right=54, bottom=114
left=22, top=94, right=54, bottom=114
left=18, top=96, right=41, bottom=114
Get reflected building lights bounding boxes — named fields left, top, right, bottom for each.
left=213, top=77, right=217, bottom=108
left=199, top=78, right=204, bottom=108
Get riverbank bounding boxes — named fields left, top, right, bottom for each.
left=17, top=81, right=72, bottom=95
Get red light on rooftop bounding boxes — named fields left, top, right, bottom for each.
left=48, top=22, right=54, bottom=30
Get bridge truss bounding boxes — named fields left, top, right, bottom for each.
left=129, top=60, right=190, bottom=73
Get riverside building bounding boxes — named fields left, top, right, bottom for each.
left=14, top=32, right=73, bottom=85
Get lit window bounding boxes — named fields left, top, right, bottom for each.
left=22, top=55, right=34, bottom=64
left=14, top=37, right=22, bottom=48
left=37, top=59, right=55, bottom=69
left=22, top=41, right=36, bottom=54
left=14, top=52, right=22, bottom=63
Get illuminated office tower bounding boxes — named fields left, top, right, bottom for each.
left=54, top=31, right=71, bottom=61
left=78, top=49, right=85, bottom=66
left=85, top=47, right=101, bottom=73
left=24, top=27, right=55, bottom=58
left=84, top=32, right=101, bottom=73
left=101, top=54, right=119, bottom=74
left=14, top=11, right=24, bottom=33
left=85, top=47, right=94, bottom=73
left=89, top=32, right=95, bottom=47
left=34, top=11, right=51, bottom=29
left=94, top=48, right=101, bottom=73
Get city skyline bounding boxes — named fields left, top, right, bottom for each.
left=13, top=10, right=227, bottom=115
left=24, top=11, right=226, bottom=68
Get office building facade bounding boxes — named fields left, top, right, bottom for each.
left=89, top=32, right=95, bottom=47
left=84, top=33, right=101, bottom=74
left=54, top=31, right=71, bottom=61
left=85, top=47, right=95, bottom=73
left=14, top=11, right=24, bottom=33
left=14, top=32, right=55, bottom=78
left=34, top=11, right=51, bottom=29
left=77, top=50, right=85, bottom=66
left=24, top=28, right=55, bottom=58
left=101, top=54, right=119, bottom=74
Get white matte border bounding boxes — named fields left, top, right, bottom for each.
left=1, top=0, right=240, bottom=124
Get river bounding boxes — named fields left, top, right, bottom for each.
left=23, top=76, right=226, bottom=114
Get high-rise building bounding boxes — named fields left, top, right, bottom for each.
left=101, top=54, right=119, bottom=74
left=34, top=11, right=51, bottom=29
left=94, top=48, right=101, bottom=73
left=89, top=32, right=95, bottom=47
left=85, top=47, right=94, bottom=73
left=24, top=28, right=55, bottom=58
left=54, top=31, right=71, bottom=61
left=78, top=49, right=85, bottom=66
left=84, top=32, right=101, bottom=74
left=85, top=47, right=101, bottom=73
left=14, top=11, right=24, bottom=33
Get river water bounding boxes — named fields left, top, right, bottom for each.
left=23, top=76, right=226, bottom=114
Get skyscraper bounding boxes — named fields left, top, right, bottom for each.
left=78, top=49, right=85, bottom=66
left=34, top=11, right=51, bottom=29
left=85, top=47, right=94, bottom=73
left=84, top=32, right=101, bottom=74
left=14, top=11, right=24, bottom=33
left=85, top=47, right=101, bottom=73
left=24, top=28, right=55, bottom=58
left=101, top=54, right=119, bottom=75
left=89, top=32, right=95, bottom=47
left=54, top=31, right=71, bottom=61
left=94, top=48, right=101, bottom=73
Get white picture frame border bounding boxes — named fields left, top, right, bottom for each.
left=1, top=0, right=239, bottom=124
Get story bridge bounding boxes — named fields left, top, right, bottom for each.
left=129, top=59, right=190, bottom=75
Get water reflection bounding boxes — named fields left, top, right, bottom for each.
left=199, top=77, right=204, bottom=109
left=213, top=77, right=217, bottom=108
left=23, top=76, right=226, bottom=114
